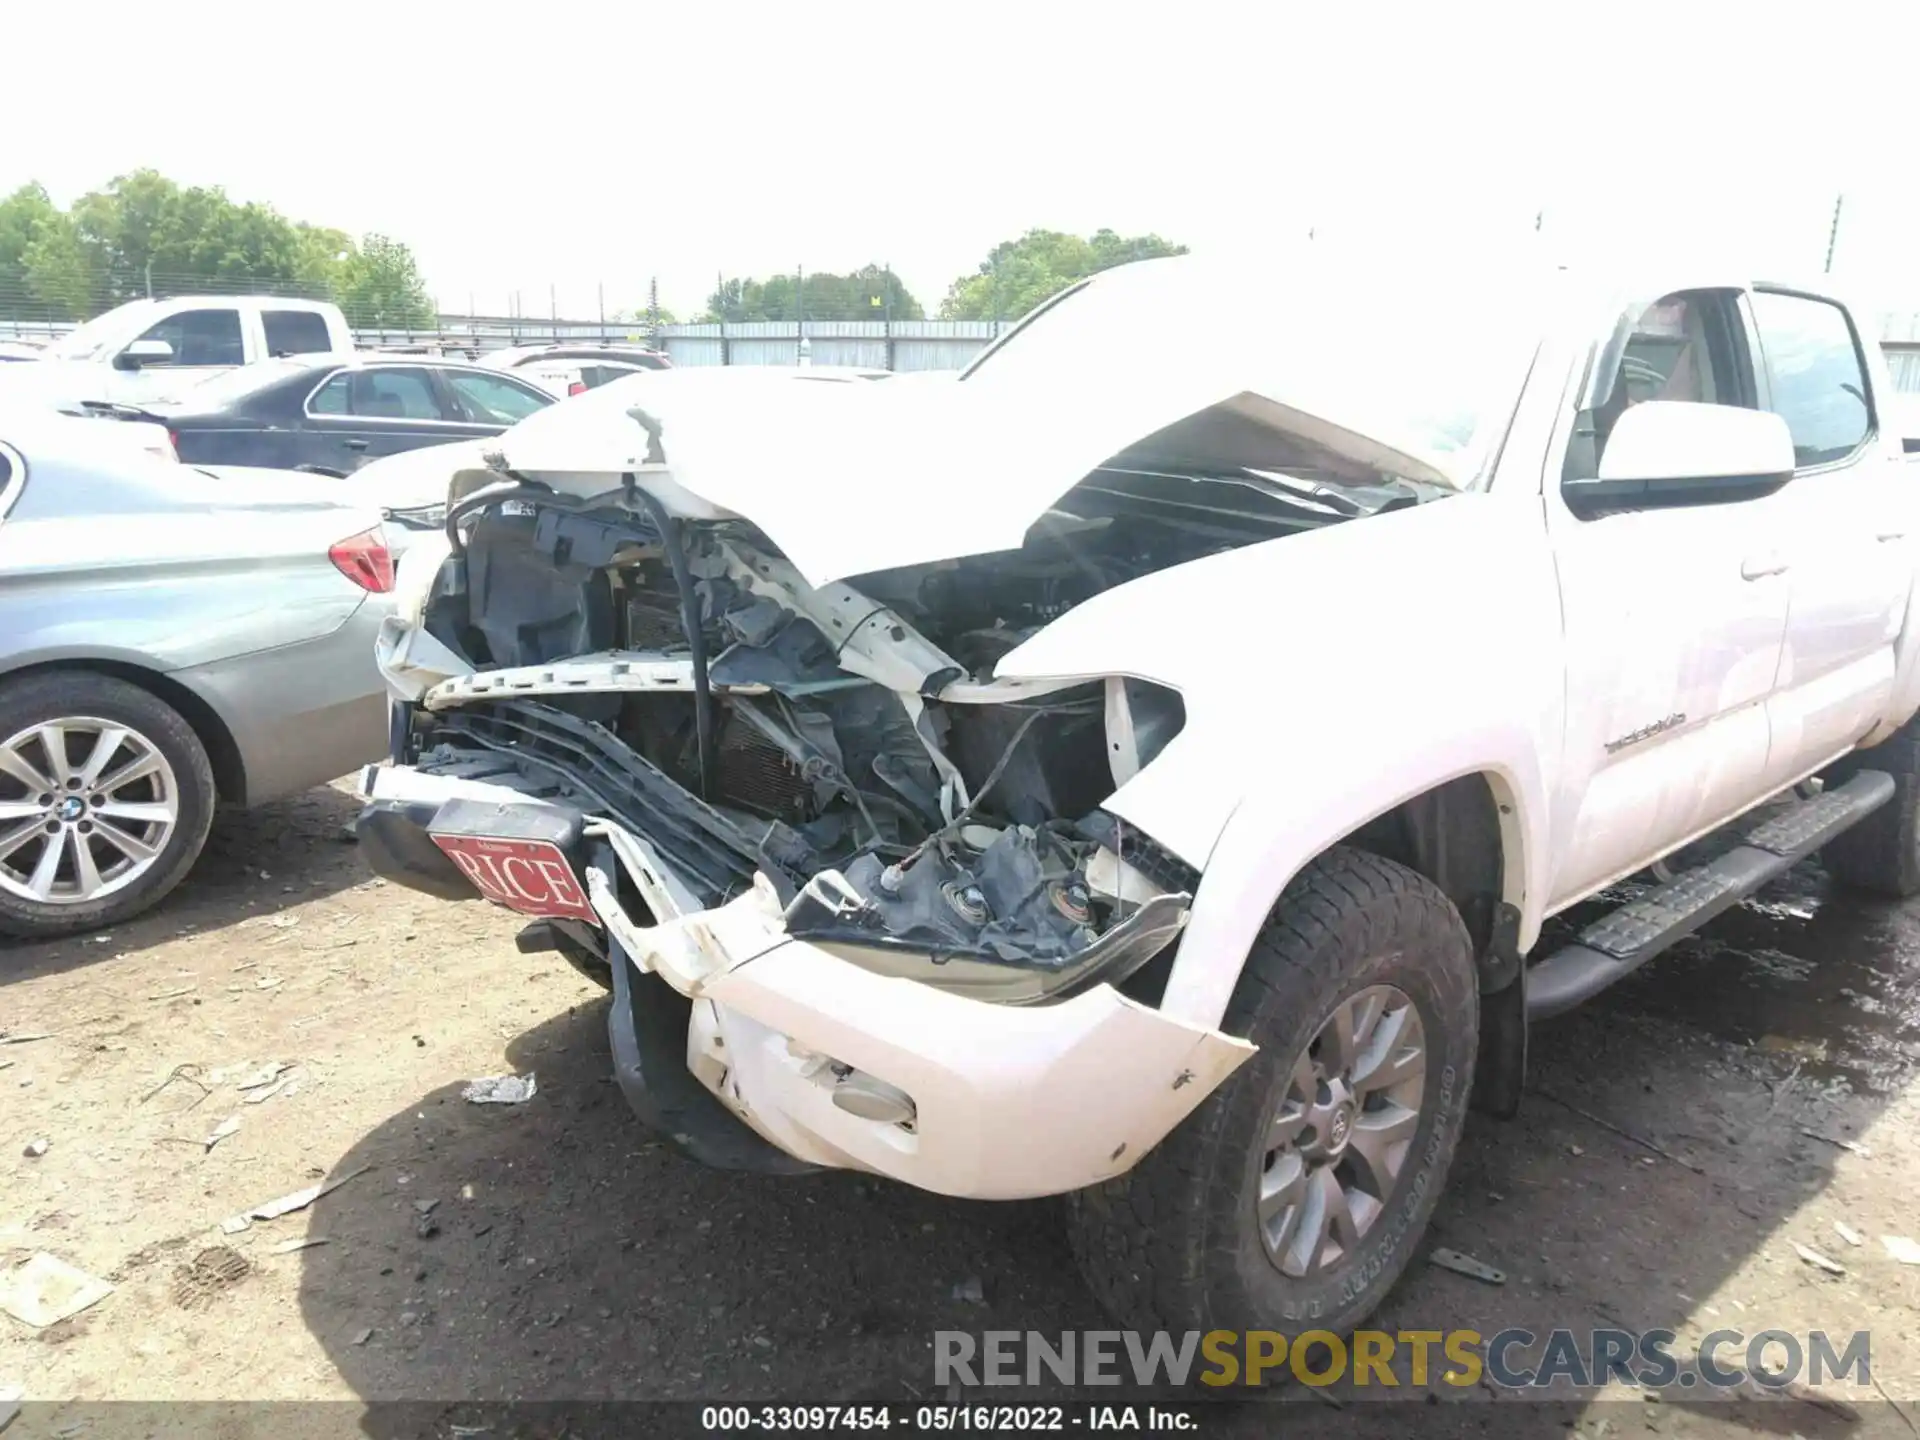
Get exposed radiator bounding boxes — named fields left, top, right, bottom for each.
left=714, top=716, right=815, bottom=824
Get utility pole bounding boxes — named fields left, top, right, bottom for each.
left=1824, top=193, right=1845, bottom=274
left=796, top=264, right=808, bottom=367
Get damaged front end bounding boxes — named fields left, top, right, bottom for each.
left=378, top=453, right=1248, bottom=1002
left=358, top=375, right=1451, bottom=1194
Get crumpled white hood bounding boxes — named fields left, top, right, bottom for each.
left=487, top=366, right=1459, bottom=585
left=482, top=257, right=1482, bottom=585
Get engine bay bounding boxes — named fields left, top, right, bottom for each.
left=402, top=461, right=1351, bottom=992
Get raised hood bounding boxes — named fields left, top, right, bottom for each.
left=477, top=259, right=1483, bottom=586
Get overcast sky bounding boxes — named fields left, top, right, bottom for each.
left=9, top=1, right=1919, bottom=319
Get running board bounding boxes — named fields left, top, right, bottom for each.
left=1526, top=769, right=1895, bottom=1020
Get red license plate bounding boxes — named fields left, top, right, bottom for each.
left=430, top=834, right=598, bottom=923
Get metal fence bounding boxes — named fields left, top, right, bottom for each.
left=652, top=320, right=1003, bottom=371
left=10, top=308, right=1920, bottom=390
left=0, top=314, right=1012, bottom=372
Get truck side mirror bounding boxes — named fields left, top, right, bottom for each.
left=1563, top=401, right=1795, bottom=517
left=114, top=339, right=176, bottom=371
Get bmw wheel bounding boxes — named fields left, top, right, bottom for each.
left=0, top=672, right=217, bottom=940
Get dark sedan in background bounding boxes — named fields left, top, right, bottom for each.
left=91, top=356, right=556, bottom=473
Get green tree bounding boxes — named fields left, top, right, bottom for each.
left=703, top=264, right=922, bottom=323
left=20, top=213, right=96, bottom=319
left=0, top=183, right=92, bottom=318
left=0, top=171, right=438, bottom=326
left=335, top=233, right=435, bottom=328
left=939, top=228, right=1187, bottom=321
left=0, top=184, right=60, bottom=278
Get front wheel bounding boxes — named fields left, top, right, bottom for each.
left=1067, top=847, right=1478, bottom=1337
left=0, top=672, right=217, bottom=939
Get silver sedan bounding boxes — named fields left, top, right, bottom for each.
left=0, top=411, right=395, bottom=938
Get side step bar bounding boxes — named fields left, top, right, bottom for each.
left=1526, top=769, right=1894, bottom=1020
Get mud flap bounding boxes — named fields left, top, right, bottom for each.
left=1471, top=901, right=1526, bottom=1119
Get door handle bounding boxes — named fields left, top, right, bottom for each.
left=342, top=438, right=369, bottom=451
left=1878, top=531, right=1906, bottom=543
left=1740, top=553, right=1789, bottom=580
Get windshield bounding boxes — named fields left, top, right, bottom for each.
left=957, top=254, right=1547, bottom=487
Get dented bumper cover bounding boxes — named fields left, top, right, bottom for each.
left=358, top=765, right=1254, bottom=1200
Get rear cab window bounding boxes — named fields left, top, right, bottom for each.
left=262, top=309, right=335, bottom=358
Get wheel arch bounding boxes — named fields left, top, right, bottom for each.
left=0, top=658, right=247, bottom=804
left=1158, top=758, right=1541, bottom=1034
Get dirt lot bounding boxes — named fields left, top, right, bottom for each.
left=2, top=780, right=1919, bottom=1437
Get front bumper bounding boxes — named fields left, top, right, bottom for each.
left=358, top=764, right=1254, bottom=1200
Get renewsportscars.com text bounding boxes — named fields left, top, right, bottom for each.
left=934, top=1328, right=1873, bottom=1390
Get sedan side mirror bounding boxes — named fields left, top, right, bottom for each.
left=1563, top=401, right=1795, bottom=517
left=114, top=338, right=176, bottom=371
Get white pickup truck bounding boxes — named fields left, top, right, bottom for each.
left=352, top=251, right=1920, bottom=1339
left=0, top=295, right=353, bottom=410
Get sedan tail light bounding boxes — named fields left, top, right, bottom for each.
left=567, top=379, right=587, bottom=396
left=329, top=528, right=395, bottom=594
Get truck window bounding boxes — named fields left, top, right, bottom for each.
left=262, top=310, right=334, bottom=358
left=1749, top=291, right=1873, bottom=468
left=1590, top=290, right=1757, bottom=468
left=132, top=309, right=244, bottom=367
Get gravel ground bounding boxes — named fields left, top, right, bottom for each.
left=1, top=780, right=1918, bottom=1438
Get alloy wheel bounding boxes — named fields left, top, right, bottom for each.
left=1257, top=982, right=1428, bottom=1277
left=0, top=717, right=181, bottom=906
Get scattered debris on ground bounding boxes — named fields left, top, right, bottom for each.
left=222, top=1163, right=372, bottom=1232
left=203, top=1116, right=240, bottom=1152
left=1428, top=1248, right=1507, bottom=1285
left=1800, top=1129, right=1873, bottom=1157
left=0, top=1255, right=114, bottom=1329
left=1792, top=1241, right=1847, bottom=1276
left=462, top=1073, right=537, bottom=1105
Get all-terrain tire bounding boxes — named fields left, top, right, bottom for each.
left=0, top=671, right=217, bottom=940
left=1066, top=846, right=1478, bottom=1337
left=1820, top=719, right=1920, bottom=898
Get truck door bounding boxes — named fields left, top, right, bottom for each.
left=111, top=307, right=246, bottom=402
left=1744, top=288, right=1913, bottom=789
left=1544, top=287, right=1793, bottom=909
